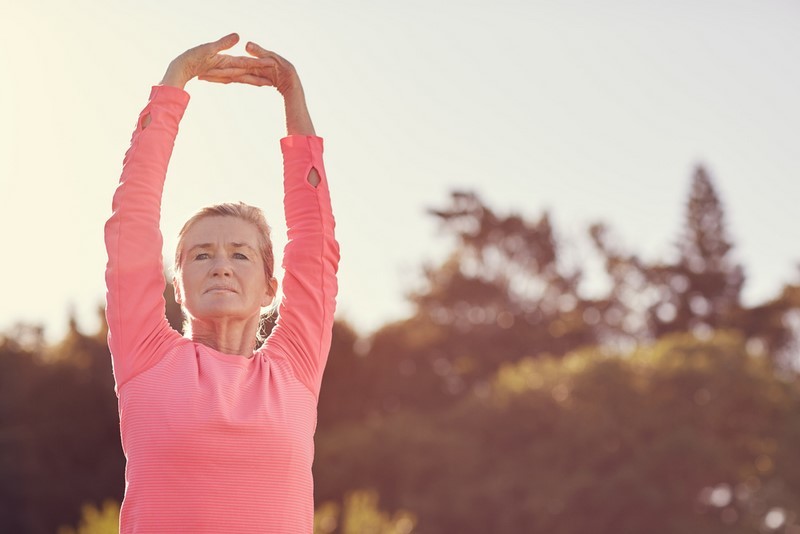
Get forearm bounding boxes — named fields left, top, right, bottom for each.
left=283, top=84, right=315, bottom=137
left=107, top=87, right=188, bottom=303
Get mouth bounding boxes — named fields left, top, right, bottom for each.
left=205, top=286, right=237, bottom=294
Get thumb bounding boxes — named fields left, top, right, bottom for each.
left=209, top=32, right=240, bottom=53
left=245, top=41, right=270, bottom=58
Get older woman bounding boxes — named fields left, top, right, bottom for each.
left=104, top=34, right=339, bottom=533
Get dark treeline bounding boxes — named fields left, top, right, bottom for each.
left=2, top=165, right=800, bottom=533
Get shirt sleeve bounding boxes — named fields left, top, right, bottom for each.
left=264, top=135, right=340, bottom=398
left=104, top=85, right=188, bottom=394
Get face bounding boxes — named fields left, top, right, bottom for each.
left=174, top=216, right=276, bottom=323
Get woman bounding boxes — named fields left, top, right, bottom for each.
left=104, top=33, right=339, bottom=533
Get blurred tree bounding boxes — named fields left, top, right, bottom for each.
left=592, top=165, right=799, bottom=365
left=591, top=164, right=744, bottom=338
left=738, top=277, right=800, bottom=367
left=163, top=275, right=184, bottom=334
left=354, top=191, right=612, bottom=417
left=421, top=190, right=602, bottom=357
left=318, top=320, right=369, bottom=427
left=0, top=320, right=123, bottom=534
left=315, top=333, right=800, bottom=533
left=314, top=490, right=416, bottom=534
left=337, top=167, right=799, bottom=422
left=651, top=165, right=745, bottom=336
left=0, top=336, right=40, bottom=533
left=57, top=500, right=120, bottom=534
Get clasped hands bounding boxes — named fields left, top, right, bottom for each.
left=161, top=33, right=299, bottom=94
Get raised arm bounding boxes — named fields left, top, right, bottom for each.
left=271, top=48, right=339, bottom=398
left=104, top=84, right=188, bottom=392
left=201, top=43, right=340, bottom=396
left=105, top=34, right=269, bottom=391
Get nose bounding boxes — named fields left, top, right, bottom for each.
left=210, top=257, right=233, bottom=277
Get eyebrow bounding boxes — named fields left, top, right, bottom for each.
left=187, top=242, right=257, bottom=253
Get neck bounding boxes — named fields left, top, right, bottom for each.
left=188, top=315, right=260, bottom=357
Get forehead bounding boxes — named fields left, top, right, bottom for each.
left=183, top=216, right=261, bottom=247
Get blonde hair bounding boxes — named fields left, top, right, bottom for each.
left=173, top=202, right=277, bottom=339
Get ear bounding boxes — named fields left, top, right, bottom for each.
left=173, top=276, right=183, bottom=305
left=261, top=277, right=278, bottom=307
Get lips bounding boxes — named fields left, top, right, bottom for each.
left=205, top=286, right=238, bottom=294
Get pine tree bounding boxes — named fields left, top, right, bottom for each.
left=638, top=165, right=744, bottom=338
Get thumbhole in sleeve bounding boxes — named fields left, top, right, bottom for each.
left=307, top=167, right=321, bottom=188
left=140, top=113, right=152, bottom=130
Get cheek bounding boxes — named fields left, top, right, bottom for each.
left=244, top=266, right=267, bottom=287
left=242, top=267, right=268, bottom=294
left=179, top=267, right=201, bottom=294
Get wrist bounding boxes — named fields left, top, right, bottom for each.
left=278, top=74, right=304, bottom=98
left=160, top=62, right=190, bottom=89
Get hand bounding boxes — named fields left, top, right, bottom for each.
left=198, top=41, right=302, bottom=96
left=161, top=33, right=268, bottom=89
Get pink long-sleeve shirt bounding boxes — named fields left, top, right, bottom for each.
left=104, top=85, right=339, bottom=533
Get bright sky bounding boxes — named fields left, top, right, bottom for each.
left=1, top=0, right=798, bottom=342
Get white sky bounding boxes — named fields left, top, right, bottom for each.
left=1, top=0, right=798, bottom=342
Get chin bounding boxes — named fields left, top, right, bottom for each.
left=191, top=302, right=257, bottom=322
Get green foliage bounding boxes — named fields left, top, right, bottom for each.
left=317, top=321, right=367, bottom=426
left=334, top=168, right=798, bottom=430
left=312, top=167, right=800, bottom=532
left=420, top=190, right=602, bottom=360
left=649, top=165, right=745, bottom=337
left=314, top=490, right=416, bottom=534
left=0, top=321, right=123, bottom=534
left=58, top=500, right=120, bottom=534
left=591, top=165, right=797, bottom=361
left=316, top=333, right=800, bottom=533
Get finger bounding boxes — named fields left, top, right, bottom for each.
left=204, top=32, right=240, bottom=54
left=197, top=76, right=232, bottom=84
left=199, top=73, right=274, bottom=87
left=197, top=73, right=240, bottom=84
left=202, top=67, right=274, bottom=79
left=232, top=73, right=274, bottom=86
left=215, top=55, right=277, bottom=69
left=201, top=67, right=253, bottom=77
left=204, top=60, right=276, bottom=75
left=245, top=41, right=280, bottom=60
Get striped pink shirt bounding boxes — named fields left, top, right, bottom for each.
left=104, top=85, right=339, bottom=533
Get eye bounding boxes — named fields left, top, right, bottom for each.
left=194, top=253, right=210, bottom=260
left=233, top=252, right=249, bottom=260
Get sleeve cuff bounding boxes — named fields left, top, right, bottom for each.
left=280, top=135, right=324, bottom=168
left=280, top=135, right=324, bottom=151
left=149, top=84, right=191, bottom=106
